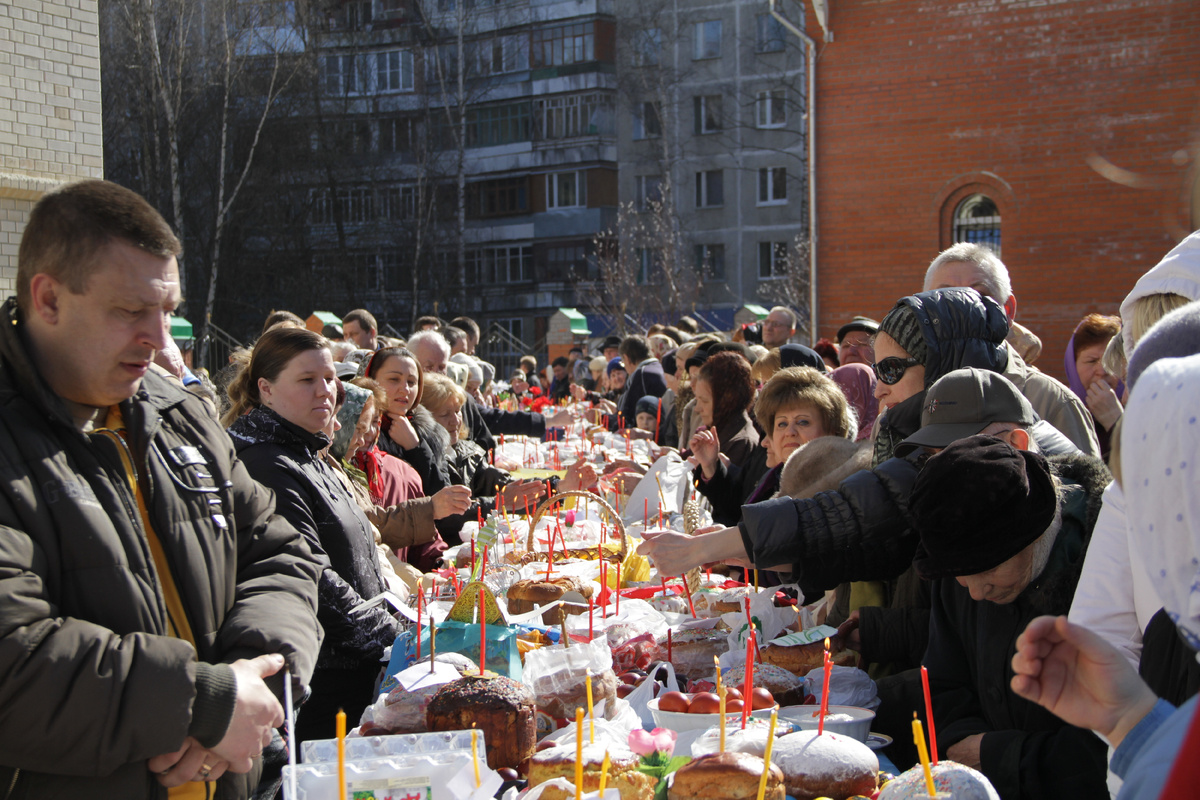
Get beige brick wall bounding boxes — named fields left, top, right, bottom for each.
left=0, top=0, right=103, bottom=294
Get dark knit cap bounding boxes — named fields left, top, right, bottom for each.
left=684, top=343, right=713, bottom=372
left=636, top=395, right=660, bottom=418
left=661, top=348, right=678, bottom=376
left=911, top=435, right=1057, bottom=579
left=879, top=303, right=927, bottom=365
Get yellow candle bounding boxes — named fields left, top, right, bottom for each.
left=598, top=751, right=611, bottom=797
left=913, top=714, right=936, bottom=797
left=471, top=727, right=481, bottom=788
left=585, top=670, right=595, bottom=743
left=575, top=708, right=585, bottom=800
left=718, top=686, right=727, bottom=753
left=754, top=568, right=760, bottom=591
left=336, top=708, right=347, bottom=800
left=755, top=710, right=778, bottom=800
left=714, top=655, right=722, bottom=695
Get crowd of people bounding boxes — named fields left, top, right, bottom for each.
left=3, top=178, right=1200, bottom=800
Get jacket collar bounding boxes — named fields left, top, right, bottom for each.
left=228, top=405, right=331, bottom=455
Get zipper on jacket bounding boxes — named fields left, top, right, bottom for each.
left=3, top=767, right=19, bottom=800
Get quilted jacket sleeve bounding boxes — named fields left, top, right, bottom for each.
left=739, top=455, right=920, bottom=589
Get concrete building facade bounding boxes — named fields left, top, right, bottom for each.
left=0, top=0, right=104, bottom=296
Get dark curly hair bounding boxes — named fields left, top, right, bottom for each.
left=698, top=351, right=755, bottom=429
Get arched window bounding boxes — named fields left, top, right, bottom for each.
left=953, top=194, right=1001, bottom=256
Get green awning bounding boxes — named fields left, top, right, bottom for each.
left=559, top=307, right=591, bottom=336
left=742, top=304, right=770, bottom=320
left=310, top=311, right=343, bottom=325
left=169, top=315, right=193, bottom=339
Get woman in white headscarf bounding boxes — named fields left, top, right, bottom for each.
left=1011, top=352, right=1200, bottom=799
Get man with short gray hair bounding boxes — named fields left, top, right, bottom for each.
left=762, top=306, right=797, bottom=348
left=923, top=243, right=1100, bottom=457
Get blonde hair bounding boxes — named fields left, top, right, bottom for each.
left=754, top=366, right=855, bottom=440
left=1130, top=292, right=1190, bottom=345
left=420, top=373, right=469, bottom=440
left=751, top=349, right=783, bottom=385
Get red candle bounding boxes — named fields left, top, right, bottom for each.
left=644, top=499, right=649, bottom=529
left=480, top=546, right=488, bottom=577
left=667, top=629, right=673, bottom=663
left=742, top=627, right=755, bottom=729
left=416, top=589, right=423, bottom=659
left=471, top=540, right=477, bottom=576
left=682, top=577, right=696, bottom=617
left=744, top=598, right=753, bottom=632
left=601, top=561, right=609, bottom=617
left=615, top=563, right=621, bottom=614
left=655, top=399, right=662, bottom=441
left=660, top=577, right=669, bottom=598
left=818, top=638, right=832, bottom=735
left=479, top=587, right=487, bottom=675
left=921, top=665, right=939, bottom=765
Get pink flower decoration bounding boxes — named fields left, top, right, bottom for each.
left=564, top=510, right=577, bottom=527
left=628, top=727, right=677, bottom=757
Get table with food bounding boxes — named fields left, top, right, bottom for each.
left=281, top=427, right=1000, bottom=800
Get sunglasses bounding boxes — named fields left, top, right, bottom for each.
left=872, top=356, right=921, bottom=385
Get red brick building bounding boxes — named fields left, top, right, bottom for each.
left=801, top=0, right=1200, bottom=378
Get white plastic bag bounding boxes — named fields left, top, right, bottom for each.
left=624, top=660, right=681, bottom=729
left=622, top=453, right=693, bottom=522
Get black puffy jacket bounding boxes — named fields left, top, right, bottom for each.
left=229, top=408, right=400, bottom=671
left=741, top=288, right=1010, bottom=588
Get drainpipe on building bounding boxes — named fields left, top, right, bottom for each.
left=769, top=0, right=819, bottom=343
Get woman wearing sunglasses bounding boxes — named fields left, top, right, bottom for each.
left=642, top=287, right=1009, bottom=605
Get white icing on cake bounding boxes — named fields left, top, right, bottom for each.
left=771, top=729, right=878, bottom=783
left=878, top=761, right=1000, bottom=800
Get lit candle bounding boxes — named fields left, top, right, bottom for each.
left=714, top=656, right=722, bottom=693
left=921, top=665, right=939, bottom=765
left=479, top=586, right=487, bottom=675
left=336, top=709, right=346, bottom=800
left=416, top=590, right=423, bottom=660
left=585, top=670, right=595, bottom=743
left=913, top=713, right=936, bottom=797
left=755, top=710, right=779, bottom=800
left=718, top=685, right=727, bottom=753
left=655, top=399, right=662, bottom=442
left=575, top=708, right=584, bottom=800
left=817, top=638, right=832, bottom=735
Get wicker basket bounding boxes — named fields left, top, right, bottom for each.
left=523, top=490, right=629, bottom=564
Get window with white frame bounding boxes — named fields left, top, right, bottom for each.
left=379, top=186, right=416, bottom=220
left=310, top=187, right=374, bottom=225
left=695, top=170, right=723, bottom=208
left=378, top=117, right=413, bottom=153
left=693, top=94, right=722, bottom=134
left=467, top=245, right=533, bottom=284
left=758, top=241, right=789, bottom=279
left=756, top=14, right=786, bottom=52
left=376, top=50, right=414, bottom=92
left=693, top=20, right=721, bottom=60
left=632, top=101, right=662, bottom=140
left=695, top=243, right=726, bottom=281
left=756, top=89, right=786, bottom=128
left=322, top=54, right=360, bottom=95
left=537, top=93, right=615, bottom=140
left=547, top=171, right=585, bottom=209
left=636, top=175, right=663, bottom=211
left=757, top=167, right=787, bottom=205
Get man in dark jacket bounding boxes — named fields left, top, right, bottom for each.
left=614, top=335, right=667, bottom=429
left=912, top=435, right=1108, bottom=799
left=0, top=181, right=323, bottom=798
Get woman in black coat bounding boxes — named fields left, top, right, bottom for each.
left=225, top=327, right=400, bottom=743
